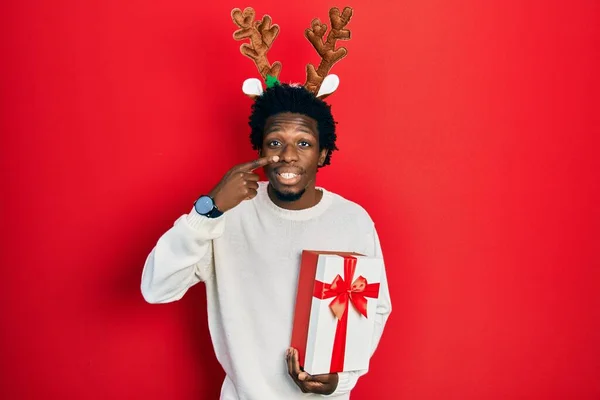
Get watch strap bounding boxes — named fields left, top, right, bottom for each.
left=205, top=203, right=223, bottom=218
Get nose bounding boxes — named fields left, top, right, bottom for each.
left=279, top=143, right=299, bottom=163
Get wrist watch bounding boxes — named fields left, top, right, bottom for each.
left=193, top=195, right=223, bottom=218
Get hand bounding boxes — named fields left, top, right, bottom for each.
left=286, top=347, right=339, bottom=395
left=209, top=155, right=279, bottom=212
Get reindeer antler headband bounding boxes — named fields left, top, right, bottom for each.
left=231, top=6, right=354, bottom=99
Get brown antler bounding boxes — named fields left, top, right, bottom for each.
left=304, top=7, right=353, bottom=94
left=231, top=7, right=282, bottom=81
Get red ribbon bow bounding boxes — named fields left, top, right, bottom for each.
left=312, top=256, right=380, bottom=372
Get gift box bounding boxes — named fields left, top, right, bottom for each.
left=290, top=250, right=383, bottom=375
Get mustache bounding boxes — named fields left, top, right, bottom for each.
left=272, top=165, right=305, bottom=174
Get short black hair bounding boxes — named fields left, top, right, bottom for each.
left=248, top=84, right=338, bottom=167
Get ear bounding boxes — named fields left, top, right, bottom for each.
left=318, top=149, right=328, bottom=166
left=242, top=78, right=264, bottom=99
left=316, top=74, right=340, bottom=99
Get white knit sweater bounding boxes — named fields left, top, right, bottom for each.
left=141, top=182, right=392, bottom=399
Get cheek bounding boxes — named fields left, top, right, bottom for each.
left=302, top=151, right=321, bottom=171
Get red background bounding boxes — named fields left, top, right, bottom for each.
left=1, top=0, right=599, bottom=399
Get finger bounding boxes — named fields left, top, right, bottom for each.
left=292, top=349, right=305, bottom=378
left=242, top=172, right=260, bottom=182
left=236, top=155, right=279, bottom=172
left=311, top=373, right=336, bottom=383
left=298, top=371, right=312, bottom=382
left=245, top=181, right=259, bottom=191
left=245, top=188, right=258, bottom=200
left=303, top=376, right=338, bottom=395
left=302, top=380, right=324, bottom=394
left=286, top=348, right=297, bottom=378
left=232, top=172, right=260, bottom=186
left=308, top=373, right=338, bottom=395
left=287, top=348, right=312, bottom=393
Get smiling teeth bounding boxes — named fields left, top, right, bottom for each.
left=280, top=173, right=298, bottom=179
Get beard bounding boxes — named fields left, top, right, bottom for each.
left=271, top=186, right=306, bottom=202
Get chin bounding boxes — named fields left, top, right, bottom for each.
left=268, top=180, right=306, bottom=202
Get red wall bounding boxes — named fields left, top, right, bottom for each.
left=1, top=1, right=599, bottom=399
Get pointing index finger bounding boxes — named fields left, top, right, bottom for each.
left=237, top=155, right=279, bottom=172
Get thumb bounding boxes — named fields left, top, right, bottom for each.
left=298, top=371, right=312, bottom=382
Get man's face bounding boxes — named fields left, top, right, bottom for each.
left=260, top=112, right=328, bottom=202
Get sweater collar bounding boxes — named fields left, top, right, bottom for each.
left=256, top=181, right=333, bottom=221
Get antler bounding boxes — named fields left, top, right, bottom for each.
left=231, top=7, right=282, bottom=81
left=304, top=7, right=353, bottom=95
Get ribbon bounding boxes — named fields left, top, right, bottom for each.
left=312, top=256, right=380, bottom=372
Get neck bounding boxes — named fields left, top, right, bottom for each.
left=267, top=182, right=323, bottom=210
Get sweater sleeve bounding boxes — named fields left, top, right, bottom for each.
left=140, top=209, right=225, bottom=304
left=326, top=226, right=393, bottom=397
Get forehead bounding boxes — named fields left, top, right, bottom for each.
left=264, top=112, right=318, bottom=135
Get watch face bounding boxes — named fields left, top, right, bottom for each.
left=194, top=196, right=214, bottom=215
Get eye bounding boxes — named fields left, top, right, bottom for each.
left=298, top=141, right=312, bottom=148
left=267, top=140, right=281, bottom=148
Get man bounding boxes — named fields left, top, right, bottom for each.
left=141, top=84, right=392, bottom=399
